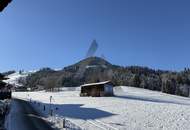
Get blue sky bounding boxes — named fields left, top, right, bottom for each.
left=0, top=0, right=190, bottom=72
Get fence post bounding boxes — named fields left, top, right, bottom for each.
left=63, top=118, right=66, bottom=128
left=50, top=109, right=53, bottom=116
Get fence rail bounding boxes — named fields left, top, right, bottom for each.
left=17, top=96, right=118, bottom=130
left=29, top=99, right=83, bottom=130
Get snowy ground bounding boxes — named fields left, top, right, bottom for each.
left=3, top=72, right=32, bottom=87
left=12, top=86, right=190, bottom=130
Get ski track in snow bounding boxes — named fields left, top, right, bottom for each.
left=12, top=86, right=190, bottom=130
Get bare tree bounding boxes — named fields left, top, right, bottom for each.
left=45, top=77, right=58, bottom=92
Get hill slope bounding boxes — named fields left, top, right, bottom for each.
left=24, top=57, right=190, bottom=97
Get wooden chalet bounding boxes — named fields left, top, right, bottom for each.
left=80, top=81, right=114, bottom=97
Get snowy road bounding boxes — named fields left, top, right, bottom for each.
left=5, top=99, right=54, bottom=130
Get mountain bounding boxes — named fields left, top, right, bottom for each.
left=24, top=57, right=115, bottom=90
left=22, top=57, right=190, bottom=97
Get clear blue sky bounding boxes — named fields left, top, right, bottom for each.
left=0, top=0, right=190, bottom=72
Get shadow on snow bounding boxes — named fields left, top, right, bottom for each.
left=32, top=101, right=116, bottom=120
left=115, top=94, right=190, bottom=106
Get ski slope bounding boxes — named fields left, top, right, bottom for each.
left=13, top=86, right=190, bottom=130
left=4, top=71, right=35, bottom=87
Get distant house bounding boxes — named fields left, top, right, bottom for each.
left=80, top=81, right=114, bottom=97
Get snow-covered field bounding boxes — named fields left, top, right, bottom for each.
left=13, top=86, right=190, bottom=130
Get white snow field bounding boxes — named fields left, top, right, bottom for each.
left=13, top=86, right=190, bottom=130
left=4, top=71, right=34, bottom=87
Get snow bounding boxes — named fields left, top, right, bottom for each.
left=86, top=65, right=98, bottom=69
left=3, top=71, right=33, bottom=87
left=81, top=81, right=111, bottom=87
left=12, top=86, right=190, bottom=130
left=85, top=65, right=107, bottom=69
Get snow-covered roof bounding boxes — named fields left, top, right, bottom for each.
left=81, top=81, right=112, bottom=87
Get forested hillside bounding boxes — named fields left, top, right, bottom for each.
left=24, top=57, right=190, bottom=97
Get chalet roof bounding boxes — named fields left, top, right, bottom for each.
left=81, top=81, right=112, bottom=87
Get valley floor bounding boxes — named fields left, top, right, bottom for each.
left=12, top=86, right=190, bottom=130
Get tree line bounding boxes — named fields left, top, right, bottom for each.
left=23, top=57, right=190, bottom=97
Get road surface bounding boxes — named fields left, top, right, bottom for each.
left=6, top=99, right=54, bottom=130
